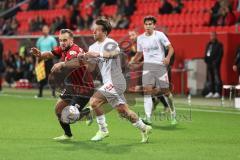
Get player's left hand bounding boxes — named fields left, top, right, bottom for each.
left=162, top=57, right=170, bottom=65
left=51, top=62, right=65, bottom=73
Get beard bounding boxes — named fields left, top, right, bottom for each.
left=60, top=45, right=71, bottom=51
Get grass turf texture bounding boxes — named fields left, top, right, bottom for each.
left=0, top=89, right=240, bottom=160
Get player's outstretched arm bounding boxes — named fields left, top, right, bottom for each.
left=102, top=50, right=120, bottom=58
left=85, top=50, right=119, bottom=59
left=63, top=57, right=82, bottom=69
left=30, top=47, right=54, bottom=60
left=77, top=54, right=97, bottom=72
left=51, top=62, right=65, bottom=73
left=84, top=51, right=100, bottom=58
left=54, top=55, right=96, bottom=72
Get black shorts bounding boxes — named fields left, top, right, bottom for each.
left=60, top=90, right=91, bottom=111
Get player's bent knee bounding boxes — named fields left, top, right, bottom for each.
left=90, top=98, right=103, bottom=108
left=116, top=106, right=125, bottom=113
left=117, top=109, right=128, bottom=118
left=55, top=99, right=68, bottom=118
left=55, top=105, right=62, bottom=117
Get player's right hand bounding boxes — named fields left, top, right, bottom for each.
left=30, top=47, right=41, bottom=57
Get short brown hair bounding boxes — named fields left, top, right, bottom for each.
left=144, top=16, right=157, bottom=24
left=60, top=29, right=74, bottom=38
left=95, top=18, right=112, bottom=35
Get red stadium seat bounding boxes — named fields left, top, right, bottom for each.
left=15, top=0, right=238, bottom=35
left=101, top=5, right=117, bottom=17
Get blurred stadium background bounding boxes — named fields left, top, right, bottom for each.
left=0, top=0, right=240, bottom=160
left=1, top=0, right=240, bottom=94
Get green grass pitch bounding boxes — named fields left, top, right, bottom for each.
left=0, top=89, right=240, bottom=160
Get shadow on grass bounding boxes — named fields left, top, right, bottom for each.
left=57, top=140, right=141, bottom=154
left=151, top=124, right=186, bottom=131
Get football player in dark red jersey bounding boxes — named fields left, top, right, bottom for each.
left=31, top=29, right=94, bottom=140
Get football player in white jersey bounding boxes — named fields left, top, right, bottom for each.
left=131, top=16, right=177, bottom=125
left=79, top=19, right=152, bottom=143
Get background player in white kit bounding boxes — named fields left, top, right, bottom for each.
left=81, top=19, right=152, bottom=143
left=131, top=16, right=177, bottom=125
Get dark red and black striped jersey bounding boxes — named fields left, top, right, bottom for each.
left=52, top=44, right=94, bottom=94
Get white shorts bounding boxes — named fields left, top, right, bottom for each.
left=142, top=63, right=169, bottom=89
left=98, top=76, right=127, bottom=107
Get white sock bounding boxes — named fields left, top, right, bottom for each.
left=96, top=115, right=108, bottom=132
left=171, top=111, right=176, bottom=120
left=144, top=95, right=153, bottom=118
left=165, top=94, right=177, bottom=119
left=133, top=119, right=146, bottom=132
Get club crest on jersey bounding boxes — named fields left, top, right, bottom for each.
left=69, top=51, right=77, bottom=55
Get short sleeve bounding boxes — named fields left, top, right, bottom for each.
left=137, top=37, right=143, bottom=52
left=115, top=44, right=120, bottom=52
left=88, top=45, right=93, bottom=52
left=68, top=46, right=83, bottom=60
left=158, top=32, right=171, bottom=47
left=87, top=45, right=97, bottom=63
